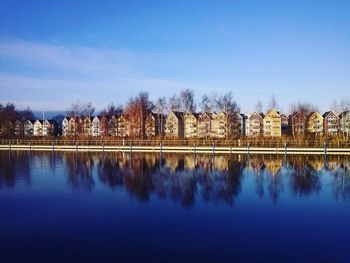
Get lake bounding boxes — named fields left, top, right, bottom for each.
left=0, top=151, right=350, bottom=262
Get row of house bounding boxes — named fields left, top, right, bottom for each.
left=0, top=119, right=58, bottom=137
left=60, top=109, right=350, bottom=138
left=2, top=109, right=350, bottom=138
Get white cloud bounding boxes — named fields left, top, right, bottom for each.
left=0, top=40, right=189, bottom=110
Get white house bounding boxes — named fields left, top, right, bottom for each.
left=24, top=120, right=34, bottom=136
left=92, top=116, right=100, bottom=136
left=62, top=117, right=69, bottom=136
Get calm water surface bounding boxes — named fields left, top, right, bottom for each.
left=0, top=151, right=350, bottom=262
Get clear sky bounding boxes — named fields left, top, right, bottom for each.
left=0, top=0, right=349, bottom=113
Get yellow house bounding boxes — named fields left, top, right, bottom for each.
left=263, top=109, right=281, bottom=137
left=184, top=113, right=199, bottom=138
left=307, top=111, right=323, bottom=135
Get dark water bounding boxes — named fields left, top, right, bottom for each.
left=0, top=151, right=350, bottom=262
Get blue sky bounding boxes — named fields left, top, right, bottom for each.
left=0, top=0, right=349, bottom=113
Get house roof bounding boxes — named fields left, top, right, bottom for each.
left=264, top=109, right=280, bottom=118
left=170, top=111, right=184, bottom=120
left=323, top=111, right=339, bottom=118
left=339, top=111, right=350, bottom=119
left=307, top=111, right=322, bottom=119
left=25, top=119, right=35, bottom=125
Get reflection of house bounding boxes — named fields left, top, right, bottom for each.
left=263, top=109, right=281, bottom=137
left=247, top=112, right=264, bottom=137
left=184, top=155, right=196, bottom=170
left=24, top=120, right=34, bottom=136
left=198, top=112, right=211, bottom=138
left=280, top=114, right=289, bottom=135
left=323, top=111, right=339, bottom=136
left=307, top=111, right=323, bottom=136
left=108, top=115, right=118, bottom=136
left=339, top=111, right=350, bottom=136
left=264, top=159, right=283, bottom=176
left=14, top=120, right=24, bottom=137
left=213, top=156, right=228, bottom=171
left=184, top=113, right=199, bottom=138
left=289, top=112, right=307, bottom=136
left=165, top=111, right=184, bottom=138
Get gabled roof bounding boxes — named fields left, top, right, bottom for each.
left=34, top=119, right=43, bottom=124
left=307, top=111, right=322, bottom=119
left=169, top=111, right=184, bottom=120
left=249, top=112, right=264, bottom=119
left=184, top=112, right=199, bottom=119
left=323, top=111, right=339, bottom=119
left=339, top=111, right=350, bottom=119
left=264, top=109, right=280, bottom=118
left=14, top=120, right=24, bottom=124
left=290, top=111, right=307, bottom=120
left=24, top=119, right=35, bottom=125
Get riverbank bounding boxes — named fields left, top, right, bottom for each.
left=1, top=144, right=350, bottom=155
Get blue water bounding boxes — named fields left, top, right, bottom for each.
left=0, top=152, right=350, bottom=262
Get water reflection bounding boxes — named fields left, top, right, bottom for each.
left=1, top=151, right=350, bottom=207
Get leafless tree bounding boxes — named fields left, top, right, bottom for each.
left=200, top=93, right=217, bottom=113
left=125, top=92, right=153, bottom=138
left=67, top=101, right=95, bottom=117
left=154, top=96, right=167, bottom=136
left=168, top=94, right=181, bottom=112
left=180, top=88, right=196, bottom=113
left=290, top=102, right=318, bottom=115
left=215, top=91, right=240, bottom=114
left=254, top=100, right=263, bottom=113
left=100, top=103, right=123, bottom=118
left=331, top=99, right=350, bottom=113
left=267, top=95, right=279, bottom=111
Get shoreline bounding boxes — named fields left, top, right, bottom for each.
left=1, top=144, right=350, bottom=155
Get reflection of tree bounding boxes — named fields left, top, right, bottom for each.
left=331, top=163, right=350, bottom=201
left=0, top=151, right=32, bottom=188
left=97, top=157, right=123, bottom=188
left=199, top=160, right=244, bottom=206
left=248, top=158, right=265, bottom=198
left=267, top=167, right=284, bottom=203
left=64, top=153, right=95, bottom=191
left=289, top=161, right=321, bottom=196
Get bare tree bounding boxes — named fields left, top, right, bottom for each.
left=267, top=95, right=279, bottom=111
left=100, top=103, right=123, bottom=118
left=67, top=101, right=95, bottom=117
left=168, top=94, right=181, bottom=112
left=125, top=92, right=153, bottom=138
left=200, top=93, right=217, bottom=113
left=331, top=99, right=350, bottom=113
left=180, top=88, right=196, bottom=113
left=215, top=91, right=240, bottom=114
left=254, top=100, right=263, bottom=113
left=290, top=102, right=318, bottom=115
left=154, top=96, right=167, bottom=136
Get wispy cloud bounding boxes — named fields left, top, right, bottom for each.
left=0, top=40, right=188, bottom=110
